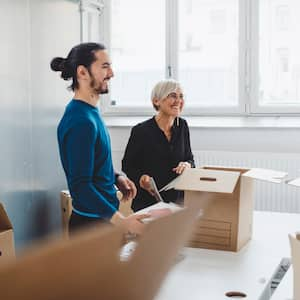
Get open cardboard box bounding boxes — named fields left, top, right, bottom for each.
left=0, top=202, right=202, bottom=300
left=287, top=177, right=300, bottom=187
left=0, top=203, right=15, bottom=265
left=134, top=201, right=187, bottom=229
left=160, top=166, right=287, bottom=251
left=289, top=233, right=300, bottom=300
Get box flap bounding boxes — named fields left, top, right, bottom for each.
left=134, top=202, right=183, bottom=223
left=287, top=177, right=300, bottom=187
left=289, top=234, right=300, bottom=299
left=0, top=200, right=202, bottom=300
left=160, top=168, right=240, bottom=193
left=0, top=203, right=13, bottom=231
left=242, top=168, right=287, bottom=183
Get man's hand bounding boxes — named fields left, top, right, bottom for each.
left=110, top=211, right=150, bottom=235
left=116, top=175, right=137, bottom=201
left=122, top=213, right=150, bottom=235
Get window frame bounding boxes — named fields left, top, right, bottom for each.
left=81, top=0, right=300, bottom=116
left=249, top=0, right=300, bottom=114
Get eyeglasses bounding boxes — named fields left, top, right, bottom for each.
left=167, top=92, right=184, bottom=101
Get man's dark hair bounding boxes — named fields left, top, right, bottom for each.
left=50, top=42, right=106, bottom=91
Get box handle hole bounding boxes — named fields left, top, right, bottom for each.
left=199, top=177, right=217, bottom=182
left=225, top=291, right=247, bottom=298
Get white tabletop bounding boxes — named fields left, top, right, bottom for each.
left=154, top=211, right=300, bottom=300
left=271, top=268, right=293, bottom=300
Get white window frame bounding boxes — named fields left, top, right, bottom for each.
left=249, top=0, right=300, bottom=114
left=174, top=0, right=246, bottom=116
left=80, top=0, right=300, bottom=116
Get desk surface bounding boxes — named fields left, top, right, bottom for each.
left=154, top=211, right=300, bottom=300
left=271, top=268, right=293, bottom=300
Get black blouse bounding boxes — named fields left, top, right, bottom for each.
left=122, top=117, right=195, bottom=211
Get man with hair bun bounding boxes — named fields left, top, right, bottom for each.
left=51, top=43, right=149, bottom=235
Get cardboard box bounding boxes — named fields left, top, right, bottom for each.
left=118, top=193, right=133, bottom=217
left=0, top=202, right=202, bottom=300
left=60, top=191, right=72, bottom=238
left=60, top=189, right=133, bottom=238
left=0, top=203, right=15, bottom=265
left=161, top=166, right=287, bottom=252
left=289, top=234, right=300, bottom=300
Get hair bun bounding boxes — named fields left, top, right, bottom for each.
left=50, top=57, right=66, bottom=72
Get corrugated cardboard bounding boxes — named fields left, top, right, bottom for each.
left=60, top=191, right=72, bottom=238
left=0, top=202, right=201, bottom=300
left=117, top=190, right=134, bottom=217
left=134, top=201, right=184, bottom=223
left=60, top=190, right=133, bottom=238
left=289, top=234, right=300, bottom=300
left=161, top=166, right=287, bottom=252
left=0, top=203, right=15, bottom=265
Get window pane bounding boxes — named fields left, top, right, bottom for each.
left=110, top=0, right=165, bottom=107
left=178, top=0, right=239, bottom=107
left=259, top=0, right=300, bottom=105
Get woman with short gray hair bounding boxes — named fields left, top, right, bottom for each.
left=122, top=79, right=195, bottom=211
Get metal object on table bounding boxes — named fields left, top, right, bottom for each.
left=149, top=177, right=164, bottom=203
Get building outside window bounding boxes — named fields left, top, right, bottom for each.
left=82, top=0, right=300, bottom=115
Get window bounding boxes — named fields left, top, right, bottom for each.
left=254, top=0, right=300, bottom=113
left=79, top=0, right=104, bottom=42
left=178, top=0, right=239, bottom=110
left=82, top=0, right=300, bottom=115
left=95, top=0, right=165, bottom=113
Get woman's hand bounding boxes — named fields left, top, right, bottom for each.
left=172, top=161, right=191, bottom=174
left=139, top=175, right=155, bottom=195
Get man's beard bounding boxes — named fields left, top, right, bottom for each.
left=90, top=77, right=109, bottom=94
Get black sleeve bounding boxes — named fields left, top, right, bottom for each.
left=183, top=120, right=195, bottom=168
left=122, top=126, right=145, bottom=186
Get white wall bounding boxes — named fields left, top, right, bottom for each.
left=0, top=0, right=32, bottom=249
left=0, top=0, right=80, bottom=250
left=29, top=0, right=80, bottom=243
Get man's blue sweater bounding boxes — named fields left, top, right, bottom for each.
left=57, top=99, right=119, bottom=219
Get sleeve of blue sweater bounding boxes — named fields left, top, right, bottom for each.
left=64, top=120, right=117, bottom=219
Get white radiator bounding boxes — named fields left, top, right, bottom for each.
left=194, top=151, right=300, bottom=213
left=113, top=150, right=300, bottom=213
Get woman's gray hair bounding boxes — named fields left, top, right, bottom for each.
left=151, top=79, right=182, bottom=111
